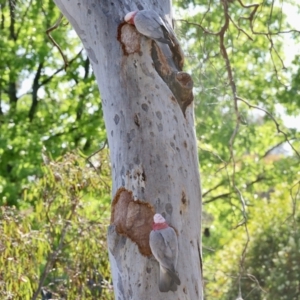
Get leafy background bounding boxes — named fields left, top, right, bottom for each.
left=0, top=0, right=299, bottom=299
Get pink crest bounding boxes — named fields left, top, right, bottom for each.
left=124, top=11, right=138, bottom=24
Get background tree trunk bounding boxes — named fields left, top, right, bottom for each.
left=53, top=0, right=203, bottom=299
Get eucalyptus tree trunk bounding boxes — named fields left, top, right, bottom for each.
left=53, top=0, right=203, bottom=299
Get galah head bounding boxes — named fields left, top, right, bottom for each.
left=153, top=213, right=166, bottom=223
left=152, top=213, right=169, bottom=230
left=124, top=10, right=138, bottom=25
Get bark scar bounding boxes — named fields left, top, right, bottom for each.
left=111, top=187, right=155, bottom=256
left=151, top=42, right=194, bottom=116
left=118, top=23, right=141, bottom=55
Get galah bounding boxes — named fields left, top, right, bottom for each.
left=124, top=10, right=174, bottom=47
left=149, top=213, right=181, bottom=292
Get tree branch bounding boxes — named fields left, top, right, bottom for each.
left=261, top=138, right=296, bottom=159
left=8, top=81, right=18, bottom=109
left=203, top=174, right=266, bottom=205
left=15, top=0, right=33, bottom=39
left=203, top=192, right=232, bottom=204
left=237, top=96, right=300, bottom=158
left=8, top=0, right=16, bottom=40
left=39, top=50, right=83, bottom=87
left=202, top=180, right=227, bottom=198
left=28, top=62, right=44, bottom=122
left=31, top=200, right=78, bottom=300
left=46, top=13, right=69, bottom=70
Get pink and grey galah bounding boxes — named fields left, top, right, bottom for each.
left=149, top=213, right=181, bottom=292
left=124, top=10, right=174, bottom=47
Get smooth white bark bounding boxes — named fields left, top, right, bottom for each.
left=53, top=1, right=203, bottom=299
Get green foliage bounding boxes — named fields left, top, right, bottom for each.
left=204, top=187, right=300, bottom=299
left=0, top=0, right=105, bottom=206
left=0, top=152, right=113, bottom=299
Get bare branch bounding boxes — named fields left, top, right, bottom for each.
left=261, top=138, right=296, bottom=159
left=285, top=181, right=300, bottom=229
left=199, top=0, right=212, bottom=25
left=237, top=96, right=300, bottom=158
left=176, top=19, right=218, bottom=35
left=29, top=62, right=44, bottom=121
left=228, top=15, right=253, bottom=41
left=39, top=50, right=83, bottom=87
left=32, top=199, right=78, bottom=300
left=46, top=13, right=69, bottom=70
left=86, top=140, right=108, bottom=174
left=203, top=192, right=232, bottom=204
left=8, top=0, right=16, bottom=40
left=15, top=0, right=33, bottom=39
left=203, top=174, right=265, bottom=204
left=237, top=0, right=260, bottom=29
left=202, top=180, right=227, bottom=198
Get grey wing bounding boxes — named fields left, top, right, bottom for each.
left=146, top=11, right=175, bottom=44
left=162, top=19, right=176, bottom=39
left=134, top=10, right=168, bottom=41
left=150, top=228, right=178, bottom=270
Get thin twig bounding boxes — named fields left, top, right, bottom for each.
left=39, top=50, right=83, bottom=87
left=229, top=15, right=253, bottom=41
left=261, top=138, right=296, bottom=159
left=199, top=0, right=212, bottom=26
left=203, top=192, right=233, bottom=204
left=86, top=140, right=108, bottom=173
left=237, top=96, right=300, bottom=158
left=203, top=174, right=265, bottom=204
left=31, top=201, right=77, bottom=300
left=285, top=181, right=300, bottom=229
left=46, top=13, right=69, bottom=70
left=202, top=180, right=227, bottom=198
left=176, top=19, right=218, bottom=35
left=15, top=0, right=33, bottom=39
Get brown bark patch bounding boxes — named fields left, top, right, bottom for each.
left=171, top=96, right=176, bottom=103
left=151, top=43, right=193, bottom=116
left=180, top=190, right=189, bottom=214
left=151, top=41, right=172, bottom=78
left=118, top=23, right=140, bottom=55
left=141, top=170, right=146, bottom=181
left=111, top=187, right=155, bottom=256
left=181, top=191, right=187, bottom=204
left=134, top=113, right=140, bottom=127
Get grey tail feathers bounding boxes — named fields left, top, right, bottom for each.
left=154, top=37, right=174, bottom=48
left=159, top=25, right=175, bottom=47
left=159, top=267, right=180, bottom=292
left=167, top=269, right=181, bottom=285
